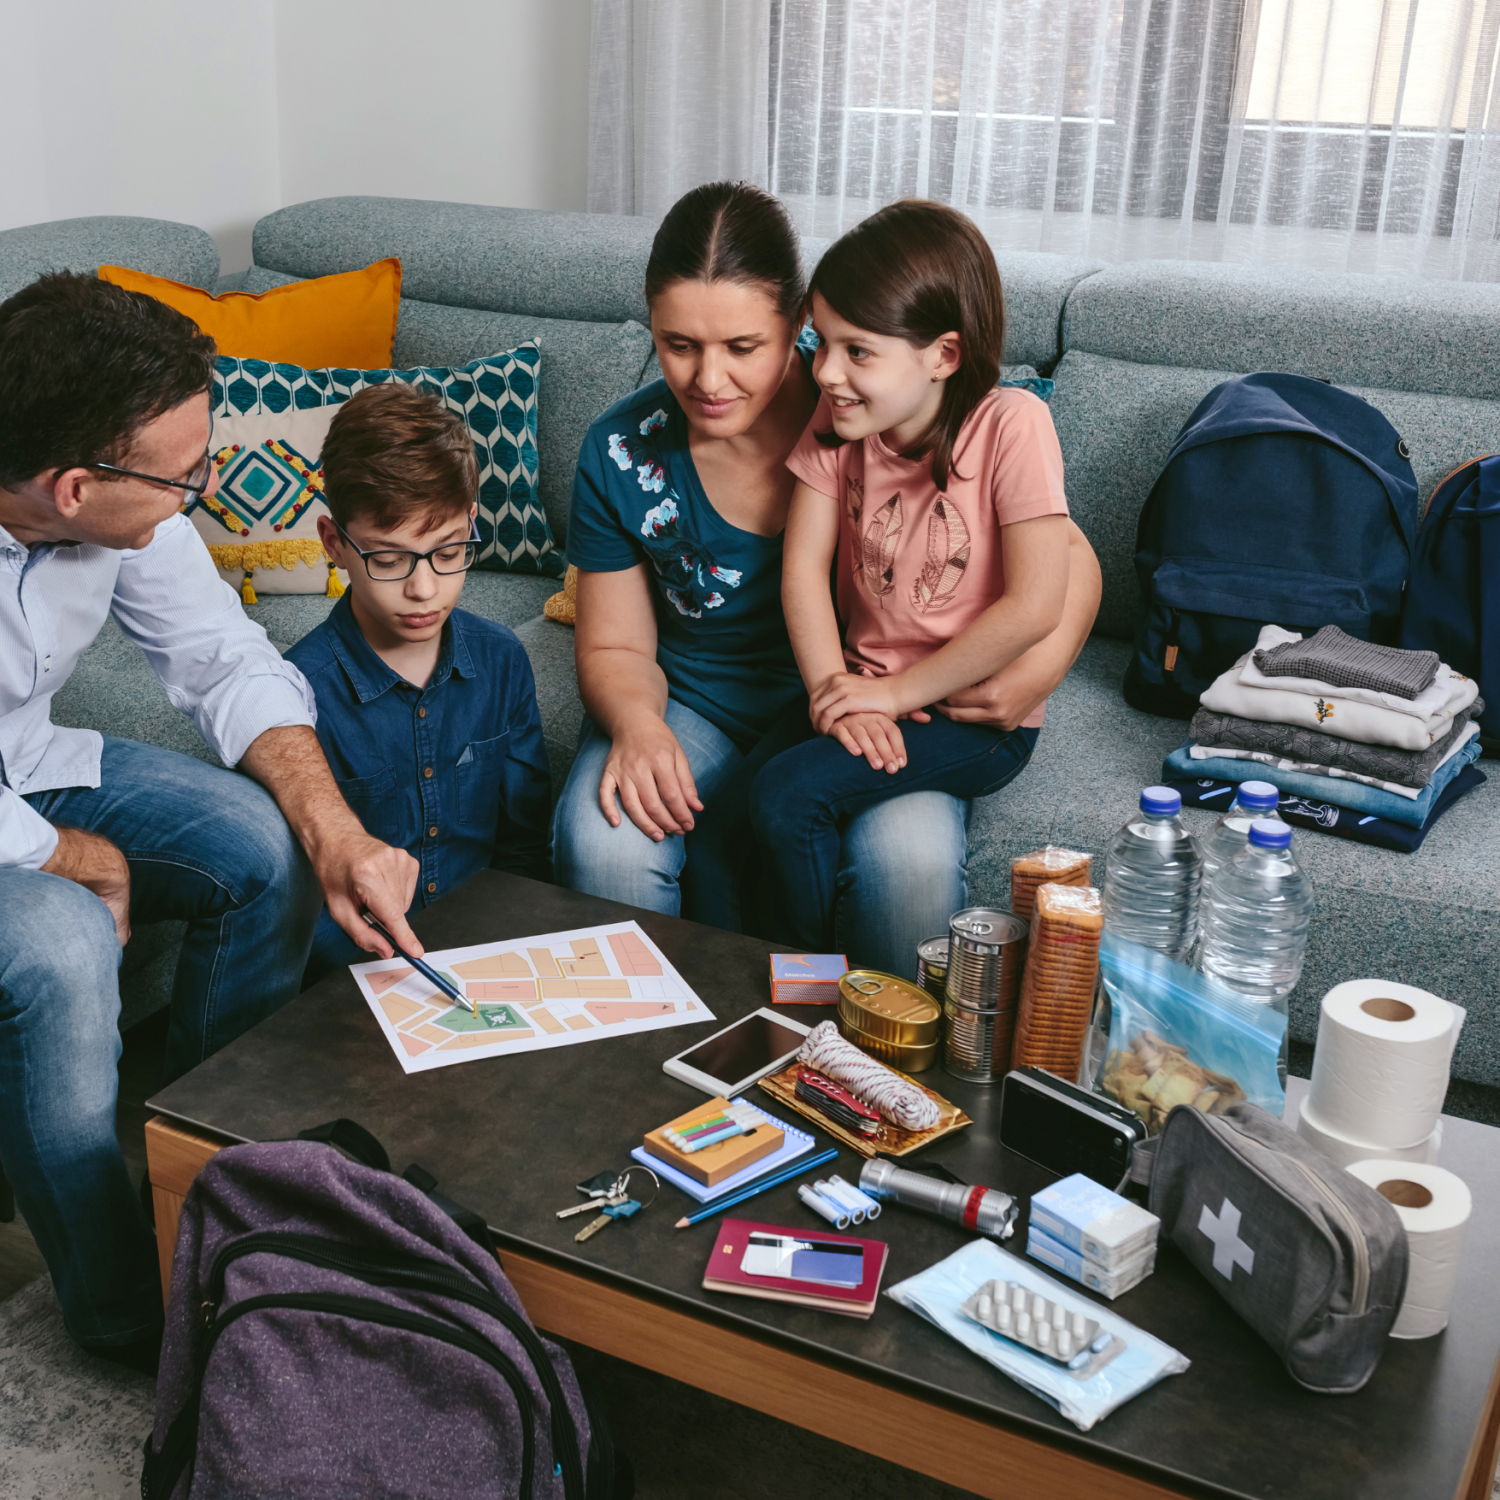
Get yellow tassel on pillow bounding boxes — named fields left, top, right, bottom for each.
left=240, top=570, right=258, bottom=605
left=326, top=565, right=345, bottom=599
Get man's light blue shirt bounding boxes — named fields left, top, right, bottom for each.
left=0, top=511, right=316, bottom=870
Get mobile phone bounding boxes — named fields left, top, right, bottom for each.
left=998, top=1067, right=1147, bottom=1191
left=662, top=1009, right=811, bottom=1096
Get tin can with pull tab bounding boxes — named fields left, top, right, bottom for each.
left=943, top=907, right=1028, bottom=1083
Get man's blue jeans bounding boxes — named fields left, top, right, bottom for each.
left=551, top=700, right=977, bottom=974
left=3, top=737, right=319, bottom=1350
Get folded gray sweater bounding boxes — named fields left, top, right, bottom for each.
left=1189, top=701, right=1481, bottom=789
left=1252, top=624, right=1439, bottom=699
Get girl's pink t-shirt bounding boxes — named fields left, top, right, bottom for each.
left=785, top=385, right=1070, bottom=729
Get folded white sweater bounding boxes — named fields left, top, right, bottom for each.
left=1202, top=644, right=1477, bottom=752
left=1237, top=625, right=1475, bottom=722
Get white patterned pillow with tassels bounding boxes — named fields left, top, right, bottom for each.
left=186, top=343, right=557, bottom=600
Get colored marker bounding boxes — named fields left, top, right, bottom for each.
left=675, top=1147, right=840, bottom=1228
left=681, top=1121, right=755, bottom=1153
left=362, top=912, right=474, bottom=1017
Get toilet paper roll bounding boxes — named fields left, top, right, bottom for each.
left=1294, top=1098, right=1442, bottom=1169
left=1345, top=1160, right=1471, bottom=1339
left=1306, top=980, right=1464, bottom=1151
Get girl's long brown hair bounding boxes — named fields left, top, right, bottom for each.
left=810, top=200, right=1005, bottom=491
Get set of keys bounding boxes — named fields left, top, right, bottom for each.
left=556, top=1166, right=660, bottom=1243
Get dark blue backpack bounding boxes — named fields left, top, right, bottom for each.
left=1123, top=373, right=1418, bottom=720
left=1400, top=454, right=1500, bottom=750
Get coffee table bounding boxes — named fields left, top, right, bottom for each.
left=146, top=871, right=1500, bottom=1500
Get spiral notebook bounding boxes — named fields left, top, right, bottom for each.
left=632, top=1101, right=817, bottom=1204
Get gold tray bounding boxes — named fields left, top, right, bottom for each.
left=757, top=1060, right=971, bottom=1158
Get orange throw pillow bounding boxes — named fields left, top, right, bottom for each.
left=98, top=258, right=402, bottom=369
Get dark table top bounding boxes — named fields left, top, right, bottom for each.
left=151, top=871, right=1500, bottom=1500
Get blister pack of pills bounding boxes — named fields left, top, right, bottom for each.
left=959, top=1278, right=1125, bottom=1380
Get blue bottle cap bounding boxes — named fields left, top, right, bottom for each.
left=1237, top=780, right=1280, bottom=811
left=1140, top=785, right=1181, bottom=815
left=1248, top=818, right=1291, bottom=849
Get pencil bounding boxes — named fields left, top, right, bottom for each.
left=674, top=1147, right=839, bottom=1228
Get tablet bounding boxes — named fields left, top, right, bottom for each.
left=662, top=1009, right=811, bottom=1096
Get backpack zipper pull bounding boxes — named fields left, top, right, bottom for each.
left=201, top=1298, right=217, bottom=1330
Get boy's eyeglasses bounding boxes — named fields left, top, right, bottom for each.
left=333, top=517, right=481, bottom=581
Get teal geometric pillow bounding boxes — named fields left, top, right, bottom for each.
left=202, top=344, right=562, bottom=586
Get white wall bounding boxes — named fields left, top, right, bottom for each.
left=274, top=0, right=592, bottom=216
left=0, top=0, right=593, bottom=276
left=0, top=0, right=282, bottom=272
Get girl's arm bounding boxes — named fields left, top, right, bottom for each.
left=810, top=512, right=1070, bottom=732
left=934, top=520, right=1101, bottom=728
left=574, top=565, right=704, bottom=841
left=783, top=481, right=907, bottom=772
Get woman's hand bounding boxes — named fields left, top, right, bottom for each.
left=597, top=712, right=704, bottom=840
left=810, top=670, right=903, bottom=734
left=829, top=711, right=907, bottom=773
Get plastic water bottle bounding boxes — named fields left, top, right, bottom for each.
left=1199, top=781, right=1284, bottom=888
left=1101, top=786, right=1203, bottom=961
left=1198, top=819, right=1314, bottom=1009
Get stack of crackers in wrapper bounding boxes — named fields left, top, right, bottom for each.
left=1008, top=848, right=1101, bottom=1082
left=1010, top=846, right=1091, bottom=926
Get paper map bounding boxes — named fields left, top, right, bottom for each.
left=352, top=920, right=711, bottom=1074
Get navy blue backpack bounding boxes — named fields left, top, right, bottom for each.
left=1123, top=373, right=1418, bottom=719
left=1401, top=454, right=1500, bottom=750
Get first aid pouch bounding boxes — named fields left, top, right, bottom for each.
left=1148, top=1100, right=1408, bottom=1393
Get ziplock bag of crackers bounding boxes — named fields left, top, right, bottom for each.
left=1092, top=932, right=1286, bottom=1133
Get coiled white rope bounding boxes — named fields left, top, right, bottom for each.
left=797, top=1021, right=940, bottom=1132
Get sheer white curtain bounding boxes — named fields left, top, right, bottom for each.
left=590, top=0, right=1500, bottom=278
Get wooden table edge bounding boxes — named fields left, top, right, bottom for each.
left=144, top=1114, right=1500, bottom=1500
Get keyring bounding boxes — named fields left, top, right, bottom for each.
left=618, top=1165, right=660, bottom=1210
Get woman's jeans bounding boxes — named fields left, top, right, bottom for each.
left=551, top=699, right=977, bottom=975
left=750, top=719, right=1038, bottom=951
left=3, top=737, right=319, bottom=1350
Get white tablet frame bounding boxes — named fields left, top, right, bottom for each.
left=661, top=1008, right=812, bottom=1096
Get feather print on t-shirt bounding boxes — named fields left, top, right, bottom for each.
left=859, top=492, right=903, bottom=601
left=913, top=497, right=971, bottom=613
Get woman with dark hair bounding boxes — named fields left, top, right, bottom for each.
left=553, top=182, right=1101, bottom=970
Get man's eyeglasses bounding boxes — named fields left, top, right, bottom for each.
left=333, top=517, right=481, bottom=581
left=74, top=419, right=216, bottom=505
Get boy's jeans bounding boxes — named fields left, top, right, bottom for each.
left=4, top=737, right=319, bottom=1350
left=750, top=719, right=1040, bottom=952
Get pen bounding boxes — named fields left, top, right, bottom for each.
left=362, top=912, right=474, bottom=1017
left=674, top=1147, right=839, bottom=1228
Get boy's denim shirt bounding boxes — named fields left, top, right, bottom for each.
left=285, top=594, right=552, bottom=913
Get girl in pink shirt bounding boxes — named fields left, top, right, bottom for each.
left=749, top=200, right=1071, bottom=952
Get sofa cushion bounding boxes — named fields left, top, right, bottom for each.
left=965, top=636, right=1500, bottom=1091
left=1051, top=350, right=1500, bottom=640
left=241, top=265, right=656, bottom=546
left=253, top=197, right=660, bottom=324
left=1062, top=259, right=1500, bottom=399
left=0, top=215, right=219, bottom=303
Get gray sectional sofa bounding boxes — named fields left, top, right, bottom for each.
left=3, top=198, right=1496, bottom=1109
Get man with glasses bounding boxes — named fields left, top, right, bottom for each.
left=0, top=273, right=423, bottom=1368
left=288, top=383, right=551, bottom=984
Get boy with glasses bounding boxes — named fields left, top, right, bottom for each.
left=289, top=384, right=551, bottom=982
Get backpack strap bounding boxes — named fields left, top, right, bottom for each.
left=297, top=1118, right=391, bottom=1173
left=402, top=1163, right=495, bottom=1253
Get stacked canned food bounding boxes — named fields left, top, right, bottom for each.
left=836, top=970, right=942, bottom=1073
left=915, top=937, right=949, bottom=1001
left=942, top=907, right=1029, bottom=1083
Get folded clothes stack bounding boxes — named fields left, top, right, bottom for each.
left=1162, top=624, right=1488, bottom=849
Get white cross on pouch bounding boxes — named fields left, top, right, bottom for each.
left=1198, top=1197, right=1256, bottom=1281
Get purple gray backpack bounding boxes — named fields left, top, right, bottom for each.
left=144, top=1119, right=623, bottom=1500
